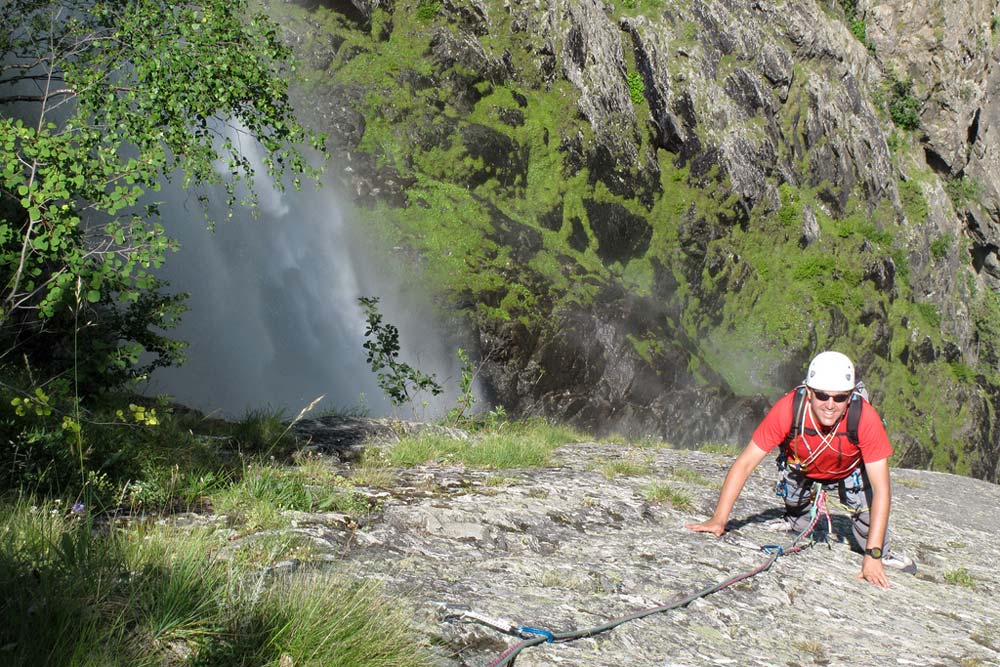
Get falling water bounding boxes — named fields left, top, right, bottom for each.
left=145, top=143, right=462, bottom=420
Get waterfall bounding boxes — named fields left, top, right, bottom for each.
left=146, top=142, right=462, bottom=420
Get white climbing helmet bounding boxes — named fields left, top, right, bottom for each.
left=805, top=351, right=855, bottom=391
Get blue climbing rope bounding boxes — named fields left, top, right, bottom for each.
left=466, top=485, right=829, bottom=667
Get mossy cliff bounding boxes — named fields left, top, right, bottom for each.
left=267, top=0, right=1000, bottom=481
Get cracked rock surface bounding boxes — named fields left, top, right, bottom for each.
left=278, top=428, right=1000, bottom=667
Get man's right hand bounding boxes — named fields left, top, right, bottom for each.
left=685, top=518, right=726, bottom=537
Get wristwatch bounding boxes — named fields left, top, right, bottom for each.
left=865, top=547, right=883, bottom=559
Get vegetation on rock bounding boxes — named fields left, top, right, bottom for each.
left=268, top=0, right=1000, bottom=480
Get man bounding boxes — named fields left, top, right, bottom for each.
left=686, top=351, right=915, bottom=588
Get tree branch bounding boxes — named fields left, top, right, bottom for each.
left=0, top=89, right=76, bottom=105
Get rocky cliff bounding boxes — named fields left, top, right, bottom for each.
left=275, top=419, right=1000, bottom=666
left=269, top=0, right=1000, bottom=481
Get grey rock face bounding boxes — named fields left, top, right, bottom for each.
left=866, top=0, right=1000, bottom=288
left=283, top=0, right=1000, bottom=478
left=289, top=433, right=1000, bottom=666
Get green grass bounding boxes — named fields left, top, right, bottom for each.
left=257, top=0, right=1000, bottom=487
left=695, top=442, right=743, bottom=456
left=0, top=498, right=434, bottom=667
left=944, top=567, right=976, bottom=589
left=211, top=464, right=369, bottom=530
left=597, top=455, right=653, bottom=479
left=643, top=482, right=693, bottom=510
left=387, top=420, right=584, bottom=469
left=351, top=449, right=398, bottom=487
left=895, top=476, right=923, bottom=489
left=671, top=467, right=715, bottom=487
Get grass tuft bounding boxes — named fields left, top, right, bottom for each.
left=944, top=567, right=976, bottom=589
left=670, top=467, right=715, bottom=486
left=695, top=442, right=743, bottom=456
left=597, top=455, right=653, bottom=479
left=211, top=465, right=368, bottom=530
left=388, top=419, right=584, bottom=469
left=0, top=498, right=434, bottom=667
left=643, top=482, right=692, bottom=510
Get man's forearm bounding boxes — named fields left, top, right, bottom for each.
left=866, top=491, right=891, bottom=549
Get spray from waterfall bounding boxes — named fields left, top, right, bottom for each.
left=145, top=136, right=464, bottom=420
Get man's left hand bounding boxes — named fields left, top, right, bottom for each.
left=858, top=555, right=890, bottom=589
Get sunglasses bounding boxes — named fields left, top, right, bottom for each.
left=812, top=390, right=851, bottom=403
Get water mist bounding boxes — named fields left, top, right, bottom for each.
left=147, top=141, right=464, bottom=421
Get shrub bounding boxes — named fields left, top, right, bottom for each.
left=416, top=0, right=441, bottom=20
left=627, top=71, right=645, bottom=106
left=899, top=180, right=929, bottom=224
left=885, top=74, right=922, bottom=130
left=358, top=296, right=443, bottom=408
left=777, top=184, right=803, bottom=228
left=850, top=18, right=867, bottom=43
left=945, top=176, right=982, bottom=209
left=930, top=233, right=954, bottom=262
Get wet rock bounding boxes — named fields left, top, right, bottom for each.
left=584, top=200, right=652, bottom=266
left=459, top=124, right=529, bottom=191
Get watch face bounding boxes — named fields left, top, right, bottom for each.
left=867, top=547, right=883, bottom=559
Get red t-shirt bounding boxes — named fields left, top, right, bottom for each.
left=751, top=389, right=893, bottom=481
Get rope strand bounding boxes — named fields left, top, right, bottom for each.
left=472, top=486, right=828, bottom=667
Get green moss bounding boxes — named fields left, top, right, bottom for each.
left=528, top=249, right=570, bottom=292
left=621, top=257, right=654, bottom=295
left=930, top=233, right=954, bottom=262
left=913, top=301, right=942, bottom=329
left=899, top=180, right=929, bottom=224
left=627, top=71, right=645, bottom=106
left=777, top=183, right=804, bottom=228
left=945, top=176, right=982, bottom=209
left=627, top=332, right=664, bottom=364
left=263, top=0, right=992, bottom=479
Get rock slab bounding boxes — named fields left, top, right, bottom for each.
left=307, top=441, right=1000, bottom=666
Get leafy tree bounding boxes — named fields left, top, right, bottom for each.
left=0, top=0, right=325, bottom=393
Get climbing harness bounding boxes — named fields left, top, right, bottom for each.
left=778, top=385, right=866, bottom=478
left=453, top=484, right=831, bottom=667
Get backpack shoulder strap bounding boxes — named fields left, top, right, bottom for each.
left=846, top=394, right=863, bottom=446
left=781, top=386, right=808, bottom=449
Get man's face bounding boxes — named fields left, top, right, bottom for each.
left=807, top=387, right=851, bottom=428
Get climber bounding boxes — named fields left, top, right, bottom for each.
left=686, top=350, right=915, bottom=588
